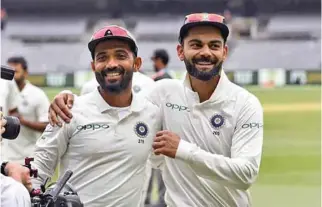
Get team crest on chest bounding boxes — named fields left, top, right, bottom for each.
left=210, top=114, right=225, bottom=129
left=134, top=122, right=149, bottom=138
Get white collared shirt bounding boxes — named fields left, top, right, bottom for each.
left=32, top=88, right=162, bottom=207
left=80, top=72, right=156, bottom=98
left=147, top=70, right=264, bottom=207
left=3, top=82, right=50, bottom=163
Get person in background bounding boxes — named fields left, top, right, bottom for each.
left=151, top=49, right=175, bottom=81
left=3, top=56, right=50, bottom=163
left=1, top=8, right=8, bottom=31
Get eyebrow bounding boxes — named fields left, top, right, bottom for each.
left=188, top=39, right=223, bottom=45
left=114, top=48, right=129, bottom=54
left=95, top=48, right=129, bottom=58
left=95, top=52, right=106, bottom=58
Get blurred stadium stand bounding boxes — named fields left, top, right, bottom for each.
left=1, top=0, right=321, bottom=86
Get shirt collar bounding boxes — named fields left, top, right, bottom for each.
left=90, top=87, right=145, bottom=113
left=20, top=81, right=30, bottom=93
left=183, top=69, right=230, bottom=103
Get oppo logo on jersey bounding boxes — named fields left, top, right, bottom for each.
left=77, top=123, right=110, bottom=131
left=165, top=103, right=190, bottom=112
left=242, top=123, right=263, bottom=129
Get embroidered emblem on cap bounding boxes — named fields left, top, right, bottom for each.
left=105, top=29, right=113, bottom=36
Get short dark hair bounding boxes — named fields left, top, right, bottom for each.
left=152, top=49, right=169, bottom=65
left=7, top=56, right=28, bottom=71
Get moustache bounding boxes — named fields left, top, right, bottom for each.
left=100, top=67, right=125, bottom=76
left=192, top=57, right=217, bottom=65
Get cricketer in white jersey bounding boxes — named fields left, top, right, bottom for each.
left=148, top=69, right=263, bottom=207
left=3, top=81, right=50, bottom=163
left=80, top=72, right=155, bottom=97
left=32, top=25, right=163, bottom=207
left=79, top=71, right=156, bottom=206
left=32, top=88, right=161, bottom=206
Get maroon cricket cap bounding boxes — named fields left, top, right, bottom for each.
left=88, top=25, right=138, bottom=59
left=179, top=13, right=229, bottom=43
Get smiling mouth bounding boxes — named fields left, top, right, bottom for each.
left=106, top=72, right=122, bottom=77
left=196, top=61, right=214, bottom=66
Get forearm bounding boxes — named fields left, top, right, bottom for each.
left=20, top=119, right=48, bottom=132
left=32, top=151, right=58, bottom=187
left=176, top=140, right=260, bottom=190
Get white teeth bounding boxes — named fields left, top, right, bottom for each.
left=107, top=73, right=121, bottom=77
left=197, top=62, right=212, bottom=65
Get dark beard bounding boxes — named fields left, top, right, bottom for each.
left=95, top=66, right=133, bottom=94
left=14, top=77, right=25, bottom=86
left=184, top=57, right=223, bottom=81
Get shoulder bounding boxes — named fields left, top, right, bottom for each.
left=133, top=72, right=154, bottom=83
left=81, top=79, right=98, bottom=92
left=153, top=78, right=183, bottom=93
left=70, top=92, right=96, bottom=115
left=228, top=82, right=262, bottom=110
left=28, top=84, right=48, bottom=99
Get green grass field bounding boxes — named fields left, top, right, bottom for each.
left=42, top=86, right=321, bottom=207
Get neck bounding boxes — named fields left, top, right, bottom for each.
left=17, top=81, right=26, bottom=91
left=189, top=75, right=220, bottom=103
left=98, top=86, right=132, bottom=107
left=157, top=65, right=166, bottom=72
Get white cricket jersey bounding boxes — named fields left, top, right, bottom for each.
left=147, top=70, right=264, bottom=207
left=80, top=72, right=156, bottom=98
left=0, top=174, right=31, bottom=207
left=0, top=79, right=19, bottom=115
left=3, top=82, right=50, bottom=163
left=32, top=88, right=162, bottom=207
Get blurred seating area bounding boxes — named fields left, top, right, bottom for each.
left=1, top=0, right=321, bottom=78
left=1, top=13, right=320, bottom=75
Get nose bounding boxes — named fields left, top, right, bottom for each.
left=105, top=57, right=118, bottom=68
left=199, top=45, right=212, bottom=58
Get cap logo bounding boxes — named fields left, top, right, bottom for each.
left=105, top=29, right=113, bottom=36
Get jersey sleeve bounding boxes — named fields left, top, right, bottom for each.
left=146, top=81, right=164, bottom=108
left=175, top=95, right=263, bottom=190
left=36, top=89, right=51, bottom=122
left=31, top=120, right=74, bottom=188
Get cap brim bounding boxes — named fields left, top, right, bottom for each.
left=88, top=36, right=137, bottom=57
left=179, top=22, right=229, bottom=43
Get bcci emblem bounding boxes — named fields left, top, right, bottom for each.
left=210, top=114, right=225, bottom=129
left=134, top=122, right=149, bottom=138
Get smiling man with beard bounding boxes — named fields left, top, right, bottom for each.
left=48, top=13, right=264, bottom=207
left=31, top=25, right=162, bottom=206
